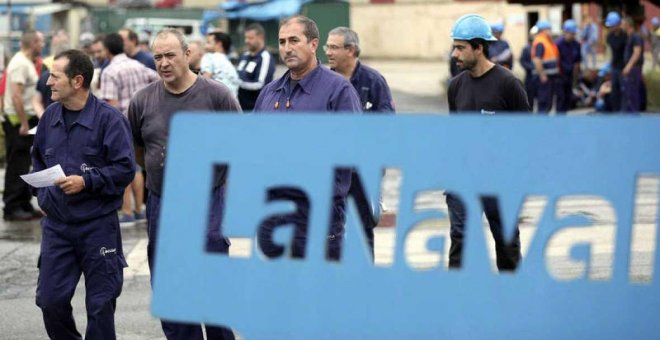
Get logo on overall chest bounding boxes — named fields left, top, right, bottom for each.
left=80, top=163, right=95, bottom=173
left=100, top=247, right=117, bottom=256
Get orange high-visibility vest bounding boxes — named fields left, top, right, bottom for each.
left=531, top=32, right=560, bottom=75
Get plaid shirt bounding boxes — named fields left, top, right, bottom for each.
left=100, top=53, right=159, bottom=116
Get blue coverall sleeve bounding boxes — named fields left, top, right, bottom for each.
left=534, top=44, right=545, bottom=59
left=373, top=77, right=396, bottom=113
left=333, top=84, right=363, bottom=113
left=82, top=114, right=135, bottom=196
left=30, top=119, right=48, bottom=197
left=520, top=47, right=534, bottom=72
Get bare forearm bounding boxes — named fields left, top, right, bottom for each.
left=12, top=94, right=27, bottom=124
left=32, top=94, right=45, bottom=119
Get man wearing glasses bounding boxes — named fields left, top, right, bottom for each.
left=325, top=26, right=394, bottom=257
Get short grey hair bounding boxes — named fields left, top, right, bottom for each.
left=328, top=26, right=361, bottom=57
left=153, top=28, right=189, bottom=52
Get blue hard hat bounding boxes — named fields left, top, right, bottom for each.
left=563, top=19, right=578, bottom=33
left=491, top=23, right=504, bottom=33
left=451, top=14, right=497, bottom=41
left=605, top=11, right=621, bottom=27
left=652, top=16, right=660, bottom=27
left=598, top=63, right=611, bottom=77
left=536, top=20, right=552, bottom=31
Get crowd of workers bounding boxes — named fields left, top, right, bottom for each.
left=452, top=12, right=660, bottom=114
left=0, top=9, right=658, bottom=340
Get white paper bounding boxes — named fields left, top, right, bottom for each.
left=28, top=126, right=37, bottom=135
left=20, top=164, right=65, bottom=188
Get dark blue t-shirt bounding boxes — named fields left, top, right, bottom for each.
left=607, top=30, right=627, bottom=70
left=556, top=37, right=582, bottom=77
left=36, top=70, right=53, bottom=108
left=624, top=33, right=644, bottom=67
left=130, top=50, right=156, bottom=70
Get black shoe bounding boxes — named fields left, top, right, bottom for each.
left=3, top=209, right=35, bottom=221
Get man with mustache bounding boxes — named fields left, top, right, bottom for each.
left=253, top=15, right=361, bottom=261
left=447, top=14, right=530, bottom=272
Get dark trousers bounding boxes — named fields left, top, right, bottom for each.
left=348, top=171, right=377, bottom=259
left=257, top=187, right=346, bottom=261
left=445, top=193, right=521, bottom=271
left=36, top=213, right=126, bottom=340
left=623, top=66, right=643, bottom=113
left=556, top=75, right=573, bottom=114
left=536, top=75, right=562, bottom=114
left=610, top=68, right=624, bottom=112
left=146, top=188, right=234, bottom=340
left=2, top=116, right=38, bottom=215
left=524, top=74, right=536, bottom=110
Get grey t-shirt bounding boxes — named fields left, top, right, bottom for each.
left=128, top=76, right=242, bottom=195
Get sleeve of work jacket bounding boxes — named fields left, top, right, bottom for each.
left=332, top=83, right=363, bottom=113
left=82, top=111, right=136, bottom=196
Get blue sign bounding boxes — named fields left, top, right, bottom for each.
left=152, top=114, right=660, bottom=338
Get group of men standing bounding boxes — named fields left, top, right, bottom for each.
left=522, top=12, right=650, bottom=114
left=10, top=9, right=654, bottom=339
left=20, top=14, right=395, bottom=340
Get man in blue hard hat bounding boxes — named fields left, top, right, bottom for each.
left=446, top=14, right=530, bottom=271
left=605, top=11, right=626, bottom=112
left=520, top=25, right=539, bottom=109
left=489, top=22, right=513, bottom=70
left=594, top=63, right=614, bottom=112
left=532, top=20, right=562, bottom=113
left=555, top=19, right=582, bottom=113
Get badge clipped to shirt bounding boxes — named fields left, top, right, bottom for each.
left=237, top=60, right=247, bottom=71
left=245, top=61, right=257, bottom=73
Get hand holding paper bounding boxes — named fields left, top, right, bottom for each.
left=20, top=165, right=66, bottom=188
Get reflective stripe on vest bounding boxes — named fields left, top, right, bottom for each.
left=531, top=33, right=560, bottom=75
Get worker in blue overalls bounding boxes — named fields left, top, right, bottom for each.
left=31, top=49, right=135, bottom=340
left=556, top=19, right=582, bottom=113
left=489, top=22, right=514, bottom=70
left=325, top=26, right=395, bottom=257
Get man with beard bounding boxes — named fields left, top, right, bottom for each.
left=236, top=23, right=276, bottom=111
left=446, top=14, right=530, bottom=271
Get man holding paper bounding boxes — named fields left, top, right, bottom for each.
left=30, top=49, right=135, bottom=339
